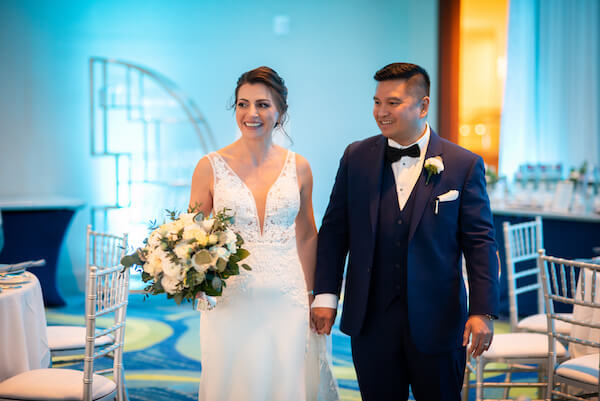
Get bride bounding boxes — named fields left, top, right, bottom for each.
left=190, top=66, right=339, bottom=401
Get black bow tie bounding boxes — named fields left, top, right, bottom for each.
left=385, top=143, right=420, bottom=163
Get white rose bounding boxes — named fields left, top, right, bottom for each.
left=173, top=218, right=186, bottom=231
left=162, top=259, right=186, bottom=280
left=174, top=243, right=192, bottom=260
left=208, top=234, right=219, bottom=245
left=202, top=218, right=215, bottom=232
left=161, top=275, right=181, bottom=295
left=147, top=230, right=162, bottom=248
left=225, top=229, right=237, bottom=245
left=212, top=245, right=230, bottom=260
left=183, top=226, right=208, bottom=245
left=179, top=213, right=195, bottom=226
left=143, top=262, right=161, bottom=277
left=146, top=249, right=166, bottom=274
left=425, top=156, right=444, bottom=173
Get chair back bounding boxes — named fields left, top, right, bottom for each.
left=86, top=224, right=128, bottom=271
left=503, top=216, right=543, bottom=331
left=83, top=264, right=130, bottom=401
left=538, top=250, right=600, bottom=399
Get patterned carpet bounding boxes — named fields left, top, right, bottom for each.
left=46, top=293, right=533, bottom=401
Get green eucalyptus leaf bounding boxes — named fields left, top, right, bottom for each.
left=193, top=211, right=205, bottom=224
left=236, top=248, right=250, bottom=261
left=241, top=263, right=252, bottom=271
left=121, top=253, right=142, bottom=268
left=173, top=293, right=184, bottom=305
left=216, top=257, right=227, bottom=272
left=211, top=276, right=222, bottom=291
left=192, top=250, right=212, bottom=265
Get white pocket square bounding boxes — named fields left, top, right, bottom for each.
left=437, top=190, right=459, bottom=202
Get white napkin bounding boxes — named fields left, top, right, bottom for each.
left=437, top=190, right=459, bottom=202
left=0, top=259, right=45, bottom=274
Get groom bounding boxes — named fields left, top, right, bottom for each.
left=311, top=63, right=499, bottom=401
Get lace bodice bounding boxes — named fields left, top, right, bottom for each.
left=206, top=150, right=306, bottom=307
left=207, top=150, right=300, bottom=245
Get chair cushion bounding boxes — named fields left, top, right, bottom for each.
left=556, top=353, right=599, bottom=386
left=517, top=313, right=573, bottom=335
left=482, top=332, right=567, bottom=359
left=0, top=368, right=116, bottom=400
left=47, top=326, right=114, bottom=351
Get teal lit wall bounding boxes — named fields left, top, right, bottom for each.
left=0, top=0, right=439, bottom=294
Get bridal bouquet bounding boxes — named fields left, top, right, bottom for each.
left=121, top=207, right=251, bottom=309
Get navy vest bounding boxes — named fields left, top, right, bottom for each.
left=370, top=161, right=418, bottom=310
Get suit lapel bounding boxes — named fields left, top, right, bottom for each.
left=408, top=131, right=444, bottom=242
left=367, top=136, right=386, bottom=242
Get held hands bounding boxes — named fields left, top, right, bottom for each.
left=310, top=307, right=337, bottom=335
left=463, top=315, right=494, bottom=357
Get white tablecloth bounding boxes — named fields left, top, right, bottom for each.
left=0, top=272, right=50, bottom=381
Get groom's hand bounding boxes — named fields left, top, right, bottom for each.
left=463, top=315, right=494, bottom=357
left=311, top=307, right=337, bottom=335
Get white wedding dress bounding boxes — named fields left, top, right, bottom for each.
left=199, top=150, right=339, bottom=401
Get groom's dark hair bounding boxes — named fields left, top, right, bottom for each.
left=374, top=63, right=430, bottom=98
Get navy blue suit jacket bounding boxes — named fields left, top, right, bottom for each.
left=314, top=131, right=499, bottom=353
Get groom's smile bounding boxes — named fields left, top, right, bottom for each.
left=373, top=78, right=430, bottom=146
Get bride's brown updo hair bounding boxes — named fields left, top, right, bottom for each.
left=232, top=66, right=290, bottom=137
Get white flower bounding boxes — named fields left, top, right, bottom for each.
left=212, top=245, right=230, bottom=260
left=424, top=156, right=444, bottom=185
left=424, top=156, right=444, bottom=173
left=143, top=261, right=161, bottom=277
left=208, top=234, right=219, bottom=245
left=202, top=218, right=215, bottom=232
left=174, top=243, right=193, bottom=260
left=147, top=230, right=162, bottom=248
left=179, top=212, right=195, bottom=226
left=225, top=229, right=237, bottom=245
left=183, top=226, right=208, bottom=246
left=162, top=259, right=186, bottom=281
left=161, top=275, right=181, bottom=295
left=144, top=249, right=166, bottom=276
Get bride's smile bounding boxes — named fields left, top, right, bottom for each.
left=236, top=83, right=280, bottom=139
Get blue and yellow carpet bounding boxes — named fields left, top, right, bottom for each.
left=46, top=294, right=534, bottom=400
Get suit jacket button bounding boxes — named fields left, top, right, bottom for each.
left=397, top=219, right=403, bottom=225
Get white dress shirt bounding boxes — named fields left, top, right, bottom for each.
left=312, top=124, right=431, bottom=310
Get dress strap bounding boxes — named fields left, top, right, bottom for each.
left=205, top=152, right=222, bottom=188
left=283, top=150, right=297, bottom=181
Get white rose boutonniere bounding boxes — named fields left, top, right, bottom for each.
left=424, top=156, right=444, bottom=185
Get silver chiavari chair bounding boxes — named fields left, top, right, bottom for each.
left=538, top=250, right=600, bottom=401
left=47, top=225, right=128, bottom=362
left=503, top=217, right=572, bottom=336
left=0, top=264, right=130, bottom=401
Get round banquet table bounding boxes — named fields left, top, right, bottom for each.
left=0, top=272, right=50, bottom=382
